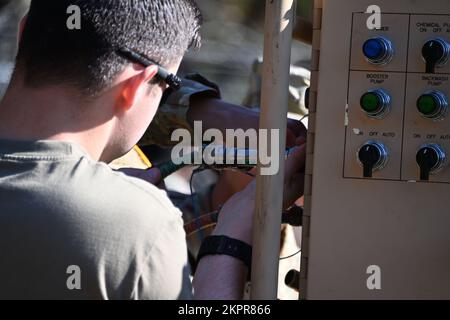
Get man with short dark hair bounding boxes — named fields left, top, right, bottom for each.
left=0, top=0, right=305, bottom=299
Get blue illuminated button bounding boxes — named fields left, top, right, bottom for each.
left=362, top=37, right=394, bottom=65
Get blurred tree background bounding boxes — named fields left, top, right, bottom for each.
left=180, top=0, right=312, bottom=105
left=0, top=0, right=312, bottom=104
left=0, top=0, right=29, bottom=97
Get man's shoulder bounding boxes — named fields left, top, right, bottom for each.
left=56, top=156, right=182, bottom=228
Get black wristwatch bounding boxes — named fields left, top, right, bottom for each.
left=197, top=235, right=252, bottom=275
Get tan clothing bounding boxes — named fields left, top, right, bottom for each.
left=0, top=139, right=192, bottom=300
left=140, top=74, right=221, bottom=148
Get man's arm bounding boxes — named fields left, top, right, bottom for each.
left=193, top=146, right=306, bottom=300
left=122, top=143, right=306, bottom=300
left=139, top=76, right=307, bottom=148
left=187, top=96, right=307, bottom=147
left=187, top=96, right=260, bottom=136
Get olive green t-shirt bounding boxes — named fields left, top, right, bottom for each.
left=0, top=139, right=192, bottom=300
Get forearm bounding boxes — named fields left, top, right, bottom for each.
left=187, top=97, right=260, bottom=134
left=192, top=187, right=255, bottom=300
left=187, top=97, right=307, bottom=149
left=193, top=255, right=248, bottom=300
left=192, top=223, right=252, bottom=300
left=192, top=147, right=306, bottom=300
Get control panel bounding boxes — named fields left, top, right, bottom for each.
left=345, top=12, right=450, bottom=183
left=301, top=0, right=450, bottom=300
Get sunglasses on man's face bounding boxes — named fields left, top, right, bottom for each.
left=116, top=48, right=182, bottom=91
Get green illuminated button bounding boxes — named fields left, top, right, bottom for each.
left=360, top=89, right=391, bottom=119
left=417, top=90, right=448, bottom=120
left=361, top=92, right=380, bottom=112
left=417, top=95, right=438, bottom=115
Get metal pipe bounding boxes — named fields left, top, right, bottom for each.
left=250, top=0, right=295, bottom=300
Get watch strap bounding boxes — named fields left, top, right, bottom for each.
left=197, top=236, right=252, bottom=272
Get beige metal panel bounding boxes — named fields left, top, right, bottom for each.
left=303, top=0, right=450, bottom=299
left=345, top=71, right=406, bottom=180
left=402, top=73, right=450, bottom=182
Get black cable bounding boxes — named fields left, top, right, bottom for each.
left=279, top=249, right=302, bottom=261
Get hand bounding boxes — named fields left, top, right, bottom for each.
left=282, top=144, right=306, bottom=208
left=287, top=118, right=307, bottom=147
left=213, top=180, right=256, bottom=246
left=213, top=144, right=307, bottom=245
left=211, top=126, right=307, bottom=208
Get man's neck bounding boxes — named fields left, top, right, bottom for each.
left=0, top=81, right=113, bottom=162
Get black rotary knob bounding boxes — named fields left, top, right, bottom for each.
left=416, top=144, right=446, bottom=181
left=422, top=38, right=450, bottom=73
left=358, top=141, right=389, bottom=178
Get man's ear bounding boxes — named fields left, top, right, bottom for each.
left=117, top=65, right=159, bottom=111
left=18, top=14, right=28, bottom=42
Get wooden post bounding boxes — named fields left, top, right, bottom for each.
left=250, top=0, right=295, bottom=300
